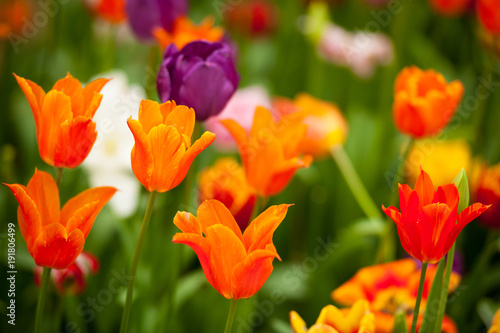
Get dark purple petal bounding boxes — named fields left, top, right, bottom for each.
left=179, top=63, right=236, bottom=121
left=157, top=64, right=172, bottom=103
left=207, top=47, right=240, bottom=89
left=181, top=41, right=224, bottom=59
left=126, top=0, right=188, bottom=41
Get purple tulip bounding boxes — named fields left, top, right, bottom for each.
left=125, top=0, right=188, bottom=41
left=157, top=40, right=240, bottom=121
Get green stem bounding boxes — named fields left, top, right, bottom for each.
left=120, top=191, right=158, bottom=333
left=34, top=267, right=52, bottom=333
left=56, top=168, right=63, bottom=187
left=434, top=244, right=456, bottom=332
left=411, top=263, right=428, bottom=333
left=224, top=299, right=238, bottom=333
left=331, top=145, right=381, bottom=219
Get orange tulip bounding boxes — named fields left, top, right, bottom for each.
left=127, top=99, right=215, bottom=192
left=290, top=300, right=375, bottom=333
left=331, top=259, right=460, bottom=333
left=14, top=73, right=109, bottom=168
left=273, top=93, right=348, bottom=158
left=393, top=66, right=464, bottom=138
left=477, top=0, right=500, bottom=36
left=428, top=0, right=471, bottom=16
left=153, top=16, right=224, bottom=51
left=199, top=158, right=256, bottom=230
left=488, top=308, right=500, bottom=333
left=0, top=0, right=31, bottom=39
left=221, top=106, right=312, bottom=197
left=173, top=199, right=290, bottom=299
left=4, top=169, right=116, bottom=269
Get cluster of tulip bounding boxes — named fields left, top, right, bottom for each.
left=2, top=0, right=500, bottom=332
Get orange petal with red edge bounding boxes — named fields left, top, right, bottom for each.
left=26, top=169, right=60, bottom=228
left=13, top=73, right=46, bottom=125
left=173, top=211, right=202, bottom=235
left=138, top=99, right=163, bottom=134
left=60, top=186, right=117, bottom=232
left=83, top=77, right=110, bottom=114
left=164, top=105, right=195, bottom=138
left=53, top=116, right=97, bottom=168
left=205, top=224, right=246, bottom=299
left=243, top=204, right=290, bottom=254
left=170, top=131, right=216, bottom=189
left=127, top=118, right=153, bottom=190
left=52, top=73, right=84, bottom=117
left=231, top=249, right=276, bottom=299
left=172, top=232, right=216, bottom=290
left=32, top=224, right=85, bottom=269
left=197, top=199, right=242, bottom=240
left=147, top=124, right=183, bottom=192
left=4, top=183, right=42, bottom=252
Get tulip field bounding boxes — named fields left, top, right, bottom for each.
left=1, top=0, right=500, bottom=332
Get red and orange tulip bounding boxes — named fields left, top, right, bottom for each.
left=331, top=259, right=460, bottom=333
left=382, top=169, right=489, bottom=263
left=127, top=99, right=216, bottom=193
left=173, top=199, right=290, bottom=299
left=393, top=66, right=464, bottom=138
left=14, top=73, right=109, bottom=168
left=290, top=300, right=375, bottom=333
left=222, top=106, right=312, bottom=197
left=199, top=158, right=256, bottom=230
left=4, top=169, right=116, bottom=269
left=153, top=16, right=224, bottom=50
left=273, top=93, right=348, bottom=158
left=0, top=0, right=31, bottom=39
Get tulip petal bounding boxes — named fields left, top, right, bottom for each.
left=398, top=184, right=413, bottom=212
left=457, top=202, right=490, bottom=229
left=266, top=156, right=312, bottom=196
left=4, top=183, right=42, bottom=252
left=26, top=169, right=60, bottom=227
left=220, top=118, right=247, bottom=146
left=39, top=90, right=73, bottom=165
left=415, top=169, right=435, bottom=206
left=32, top=223, right=85, bottom=269
left=231, top=249, right=277, bottom=299
left=127, top=118, right=153, bottom=190
left=14, top=74, right=45, bottom=126
left=170, top=131, right=216, bottom=189
left=173, top=211, right=202, bottom=235
left=164, top=105, right=195, bottom=138
left=179, top=63, right=236, bottom=120
left=53, top=116, right=97, bottom=168
left=420, top=203, right=453, bottom=263
left=138, top=99, right=163, bottom=134
left=243, top=204, right=290, bottom=254
left=308, top=325, right=339, bottom=333
left=147, top=124, right=184, bottom=192
left=60, top=186, right=117, bottom=232
left=172, top=233, right=216, bottom=290
left=393, top=92, right=426, bottom=138
left=205, top=224, right=246, bottom=299
left=52, top=73, right=84, bottom=117
left=382, top=205, right=401, bottom=225
left=85, top=91, right=104, bottom=119
left=433, top=184, right=459, bottom=210
left=290, top=311, right=308, bottom=333
left=65, top=201, right=99, bottom=237
left=83, top=78, right=110, bottom=115
left=197, top=199, right=243, bottom=240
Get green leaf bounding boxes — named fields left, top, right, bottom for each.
left=393, top=310, right=408, bottom=333
left=453, top=169, right=470, bottom=213
left=419, top=259, right=445, bottom=333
